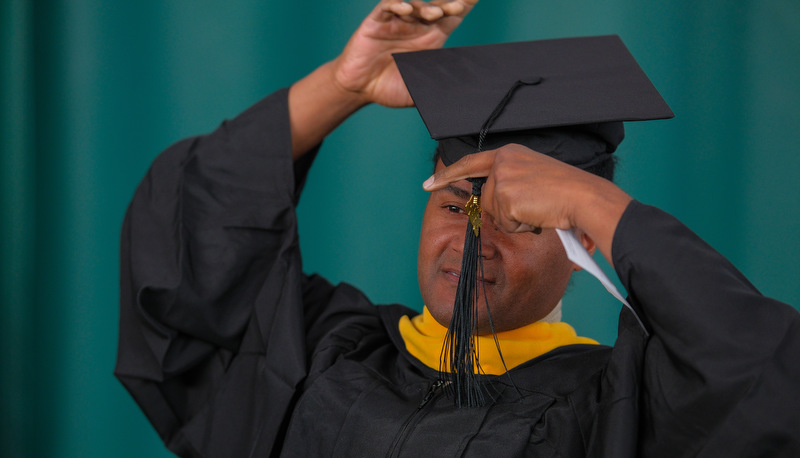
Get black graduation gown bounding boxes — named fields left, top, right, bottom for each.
left=115, top=89, right=800, bottom=457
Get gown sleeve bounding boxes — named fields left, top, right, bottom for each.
left=610, top=201, right=800, bottom=457
left=114, top=89, right=335, bottom=457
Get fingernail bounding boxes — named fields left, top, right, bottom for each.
left=422, top=175, right=435, bottom=190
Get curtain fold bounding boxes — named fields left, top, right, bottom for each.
left=1, top=1, right=35, bottom=457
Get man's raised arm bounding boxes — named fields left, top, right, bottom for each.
left=289, top=0, right=478, bottom=159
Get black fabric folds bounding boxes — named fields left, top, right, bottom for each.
left=612, top=201, right=800, bottom=457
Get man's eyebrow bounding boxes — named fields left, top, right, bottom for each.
left=440, top=185, right=471, bottom=201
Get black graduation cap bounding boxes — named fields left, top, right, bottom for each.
left=394, top=35, right=673, bottom=167
left=393, top=36, right=673, bottom=408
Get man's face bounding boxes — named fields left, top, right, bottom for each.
left=417, top=160, right=575, bottom=334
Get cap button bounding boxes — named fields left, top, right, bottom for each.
left=520, top=76, right=543, bottom=85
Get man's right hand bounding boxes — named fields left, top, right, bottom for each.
left=290, top=1, right=478, bottom=158
left=422, top=144, right=633, bottom=268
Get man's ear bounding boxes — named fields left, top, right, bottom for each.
left=571, top=229, right=596, bottom=272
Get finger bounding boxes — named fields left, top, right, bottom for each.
left=378, top=0, right=475, bottom=23
left=481, top=177, right=543, bottom=234
left=491, top=203, right=542, bottom=234
left=383, top=1, right=442, bottom=23
left=379, top=1, right=413, bottom=20
left=408, top=1, right=444, bottom=21
left=448, top=0, right=480, bottom=17
left=386, top=0, right=476, bottom=30
left=414, top=0, right=478, bottom=21
left=422, top=151, right=496, bottom=191
left=428, top=0, right=471, bottom=17
left=427, top=0, right=463, bottom=16
left=481, top=183, right=520, bottom=233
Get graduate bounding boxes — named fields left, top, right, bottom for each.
left=115, top=1, right=800, bottom=456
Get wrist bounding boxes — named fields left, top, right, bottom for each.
left=318, top=60, right=372, bottom=111
left=570, top=177, right=632, bottom=264
left=289, top=61, right=370, bottom=159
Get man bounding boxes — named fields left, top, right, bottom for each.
left=115, top=1, right=800, bottom=456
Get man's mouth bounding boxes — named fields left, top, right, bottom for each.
left=444, top=269, right=494, bottom=284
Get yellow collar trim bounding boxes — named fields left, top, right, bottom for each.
left=398, top=306, right=598, bottom=375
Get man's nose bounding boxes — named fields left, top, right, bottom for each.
left=478, top=214, right=500, bottom=260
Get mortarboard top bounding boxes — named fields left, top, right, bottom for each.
left=394, top=35, right=674, bottom=167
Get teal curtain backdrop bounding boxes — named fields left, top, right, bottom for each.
left=2, top=0, right=799, bottom=456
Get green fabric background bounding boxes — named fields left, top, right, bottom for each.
left=2, top=0, right=798, bottom=456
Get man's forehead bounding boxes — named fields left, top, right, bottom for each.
left=432, top=160, right=477, bottom=199
left=440, top=184, right=471, bottom=200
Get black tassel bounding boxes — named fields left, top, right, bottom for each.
left=439, top=78, right=543, bottom=407
left=441, top=177, right=488, bottom=407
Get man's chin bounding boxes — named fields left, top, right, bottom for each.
left=425, top=304, right=453, bottom=327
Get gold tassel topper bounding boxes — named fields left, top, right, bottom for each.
left=465, top=194, right=482, bottom=237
